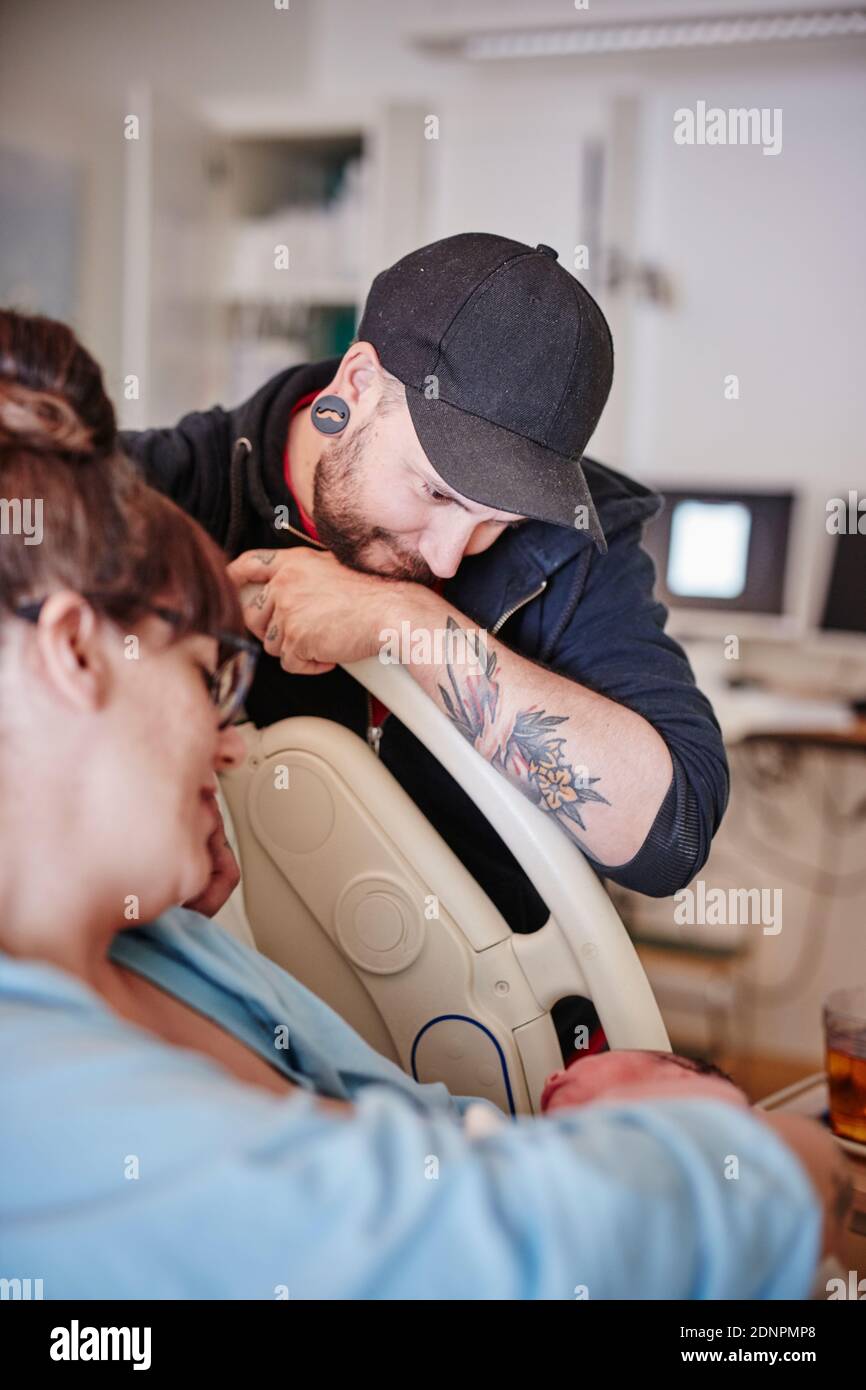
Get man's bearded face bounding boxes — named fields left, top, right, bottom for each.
left=312, top=419, right=435, bottom=586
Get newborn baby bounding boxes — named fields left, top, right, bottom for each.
left=541, top=1049, right=748, bottom=1113
left=463, top=1049, right=746, bottom=1136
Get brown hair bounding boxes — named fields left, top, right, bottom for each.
left=662, top=1053, right=736, bottom=1086
left=0, top=308, right=242, bottom=640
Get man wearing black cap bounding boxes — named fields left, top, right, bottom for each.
left=122, top=232, right=727, bottom=999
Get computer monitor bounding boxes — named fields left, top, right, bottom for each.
left=820, top=529, right=866, bottom=636
left=643, top=489, right=794, bottom=626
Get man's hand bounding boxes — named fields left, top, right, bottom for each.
left=226, top=548, right=408, bottom=675
left=183, top=791, right=241, bottom=918
left=754, top=1111, right=855, bottom=1262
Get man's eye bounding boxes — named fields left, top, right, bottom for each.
left=422, top=481, right=451, bottom=504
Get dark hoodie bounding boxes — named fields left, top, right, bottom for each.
left=120, top=358, right=729, bottom=934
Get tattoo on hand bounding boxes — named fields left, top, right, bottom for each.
left=256, top=551, right=276, bottom=564
left=266, top=625, right=279, bottom=642
left=436, top=616, right=609, bottom=835
left=251, top=590, right=267, bottom=610
left=831, top=1165, right=854, bottom=1231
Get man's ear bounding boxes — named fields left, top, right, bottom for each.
left=336, top=341, right=383, bottom=408
left=32, top=591, right=111, bottom=714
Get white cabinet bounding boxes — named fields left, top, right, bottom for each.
left=119, top=94, right=432, bottom=423
left=120, top=84, right=224, bottom=429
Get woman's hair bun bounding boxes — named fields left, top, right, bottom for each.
left=0, top=380, right=96, bottom=459
left=0, top=308, right=117, bottom=461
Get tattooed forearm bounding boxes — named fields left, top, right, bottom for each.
left=436, top=616, right=609, bottom=837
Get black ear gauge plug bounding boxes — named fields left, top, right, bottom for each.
left=310, top=395, right=350, bottom=434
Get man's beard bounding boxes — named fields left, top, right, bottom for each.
left=311, top=421, right=435, bottom=586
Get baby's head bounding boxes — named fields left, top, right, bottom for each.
left=542, top=1049, right=748, bottom=1112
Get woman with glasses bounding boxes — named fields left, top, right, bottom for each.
left=0, top=310, right=347, bottom=1103
left=0, top=309, right=844, bottom=1300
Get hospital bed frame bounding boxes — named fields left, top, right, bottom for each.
left=216, top=655, right=671, bottom=1115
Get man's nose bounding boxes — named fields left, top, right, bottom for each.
left=419, top=519, right=478, bottom=579
left=215, top=724, right=246, bottom=771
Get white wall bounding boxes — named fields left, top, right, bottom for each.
left=3, top=0, right=865, bottom=489
left=0, top=0, right=315, bottom=381
left=626, top=64, right=866, bottom=494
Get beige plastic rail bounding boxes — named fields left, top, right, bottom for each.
left=344, top=655, right=670, bottom=1052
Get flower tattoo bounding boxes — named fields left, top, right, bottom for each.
left=436, top=617, right=608, bottom=835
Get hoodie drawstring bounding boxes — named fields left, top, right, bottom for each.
left=225, top=436, right=252, bottom=560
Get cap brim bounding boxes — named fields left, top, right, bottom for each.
left=404, top=386, right=607, bottom=553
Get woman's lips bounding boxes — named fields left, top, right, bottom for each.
left=199, top=786, right=219, bottom=832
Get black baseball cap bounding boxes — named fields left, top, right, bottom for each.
left=357, top=232, right=613, bottom=551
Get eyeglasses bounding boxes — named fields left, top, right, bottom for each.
left=14, top=593, right=260, bottom=730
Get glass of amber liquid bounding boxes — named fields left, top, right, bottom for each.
left=824, top=985, right=866, bottom=1144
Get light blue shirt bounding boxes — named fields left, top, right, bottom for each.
left=1, top=908, right=820, bottom=1299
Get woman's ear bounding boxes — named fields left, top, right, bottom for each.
left=32, top=592, right=111, bottom=714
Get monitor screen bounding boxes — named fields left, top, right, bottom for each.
left=643, top=489, right=793, bottom=616
left=821, top=530, right=866, bottom=635
left=666, top=500, right=752, bottom=600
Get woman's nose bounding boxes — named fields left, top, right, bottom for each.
left=215, top=724, right=246, bottom=771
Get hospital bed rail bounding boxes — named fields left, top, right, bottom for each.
left=215, top=648, right=670, bottom=1115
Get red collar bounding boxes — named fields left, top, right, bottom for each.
left=283, top=391, right=320, bottom=539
